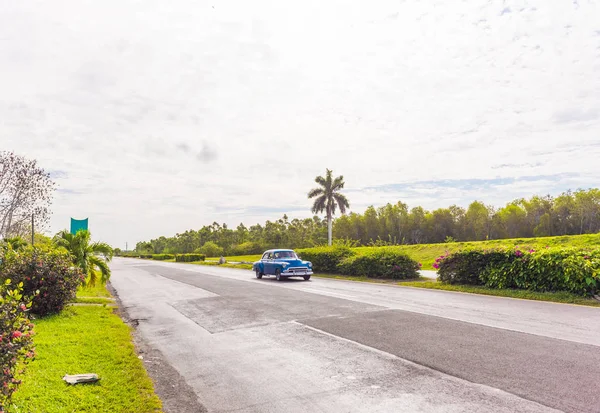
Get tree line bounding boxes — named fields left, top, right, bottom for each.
left=135, top=188, right=600, bottom=255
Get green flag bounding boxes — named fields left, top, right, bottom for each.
left=70, top=218, right=88, bottom=234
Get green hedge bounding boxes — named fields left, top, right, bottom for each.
left=175, top=254, right=206, bottom=262
left=339, top=249, right=421, bottom=279
left=437, top=249, right=509, bottom=285
left=437, top=247, right=600, bottom=296
left=139, top=254, right=153, bottom=259
left=297, top=246, right=420, bottom=279
left=151, top=254, right=174, bottom=261
left=296, top=246, right=356, bottom=273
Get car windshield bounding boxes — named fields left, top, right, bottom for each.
left=274, top=251, right=296, bottom=259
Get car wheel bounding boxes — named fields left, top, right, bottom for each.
left=303, top=275, right=311, bottom=281
left=275, top=268, right=283, bottom=281
left=255, top=269, right=263, bottom=279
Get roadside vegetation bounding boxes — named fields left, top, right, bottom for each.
left=128, top=188, right=600, bottom=257
left=9, top=304, right=161, bottom=413
left=130, top=233, right=600, bottom=270
left=0, top=152, right=160, bottom=413
left=0, top=233, right=162, bottom=413
left=399, top=281, right=600, bottom=307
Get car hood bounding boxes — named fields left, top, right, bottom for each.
left=277, top=258, right=311, bottom=266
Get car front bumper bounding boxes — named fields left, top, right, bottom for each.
left=282, top=268, right=313, bottom=276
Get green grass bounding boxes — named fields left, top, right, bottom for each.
left=191, top=260, right=254, bottom=270
left=207, top=254, right=261, bottom=263
left=76, top=282, right=112, bottom=298
left=354, top=233, right=600, bottom=270
left=8, top=292, right=162, bottom=412
left=73, top=297, right=116, bottom=305
left=399, top=280, right=600, bottom=307
left=314, top=273, right=429, bottom=284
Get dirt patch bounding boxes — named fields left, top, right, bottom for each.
left=108, top=282, right=207, bottom=413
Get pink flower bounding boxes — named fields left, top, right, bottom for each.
left=529, top=249, right=535, bottom=253
left=433, top=263, right=440, bottom=269
left=515, top=250, right=523, bottom=257
left=12, top=331, right=22, bottom=339
left=20, top=304, right=27, bottom=311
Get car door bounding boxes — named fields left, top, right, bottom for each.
left=262, top=252, right=274, bottom=274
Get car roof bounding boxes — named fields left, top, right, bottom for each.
left=265, top=249, right=294, bottom=253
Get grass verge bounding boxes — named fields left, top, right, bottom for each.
left=8, top=289, right=162, bottom=413
left=192, top=261, right=253, bottom=270
left=73, top=297, right=116, bottom=305
left=314, top=273, right=429, bottom=284
left=207, top=254, right=261, bottom=263
left=76, top=282, right=112, bottom=298
left=399, top=281, right=600, bottom=307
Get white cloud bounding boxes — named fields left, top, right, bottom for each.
left=1, top=0, right=599, bottom=246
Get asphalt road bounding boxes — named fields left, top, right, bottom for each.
left=110, top=258, right=600, bottom=413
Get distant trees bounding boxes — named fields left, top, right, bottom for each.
left=136, top=189, right=600, bottom=255
left=333, top=189, right=600, bottom=245
left=0, top=152, right=55, bottom=238
left=197, top=241, right=224, bottom=258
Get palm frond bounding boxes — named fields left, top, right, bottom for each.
left=314, top=175, right=327, bottom=188
left=89, top=255, right=111, bottom=284
left=332, top=176, right=345, bottom=191
left=308, top=188, right=324, bottom=198
left=311, top=196, right=326, bottom=214
left=333, top=193, right=350, bottom=214
left=325, top=168, right=333, bottom=187
left=90, top=242, right=114, bottom=261
left=86, top=269, right=97, bottom=287
left=52, top=230, right=72, bottom=248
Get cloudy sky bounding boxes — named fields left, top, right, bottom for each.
left=1, top=0, right=599, bottom=247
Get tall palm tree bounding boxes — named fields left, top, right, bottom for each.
left=53, top=230, right=114, bottom=286
left=308, top=169, right=350, bottom=246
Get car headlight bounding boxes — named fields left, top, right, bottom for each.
left=281, top=262, right=289, bottom=267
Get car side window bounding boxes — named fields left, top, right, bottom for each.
left=262, top=253, right=270, bottom=260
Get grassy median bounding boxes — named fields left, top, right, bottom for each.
left=399, top=281, right=600, bottom=307
left=8, top=288, right=162, bottom=413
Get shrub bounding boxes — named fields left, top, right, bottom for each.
left=122, top=254, right=139, bottom=258
left=296, top=246, right=356, bottom=273
left=437, top=249, right=509, bottom=285
left=481, top=248, right=600, bottom=295
left=175, top=254, right=206, bottom=262
left=151, top=254, right=174, bottom=261
left=198, top=242, right=224, bottom=258
left=0, top=280, right=35, bottom=411
left=0, top=247, right=85, bottom=316
left=338, top=249, right=421, bottom=279
left=438, top=247, right=600, bottom=296
left=139, top=254, right=153, bottom=259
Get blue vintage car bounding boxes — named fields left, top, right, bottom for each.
left=253, top=249, right=313, bottom=281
